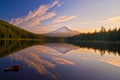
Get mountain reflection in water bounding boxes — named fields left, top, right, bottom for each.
left=0, top=40, right=120, bottom=80
left=9, top=44, right=75, bottom=79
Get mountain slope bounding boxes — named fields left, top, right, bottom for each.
left=45, top=26, right=80, bottom=37
left=0, top=20, right=44, bottom=39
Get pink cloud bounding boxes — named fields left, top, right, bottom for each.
left=10, top=0, right=62, bottom=30
left=53, top=16, right=76, bottom=23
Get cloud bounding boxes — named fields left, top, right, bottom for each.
left=79, top=16, right=120, bottom=25
left=104, top=16, right=120, bottom=23
left=53, top=16, right=76, bottom=23
left=79, top=21, right=94, bottom=25
left=10, top=0, right=77, bottom=34
left=34, top=24, right=60, bottom=34
left=20, top=12, right=57, bottom=28
left=10, top=0, right=62, bottom=30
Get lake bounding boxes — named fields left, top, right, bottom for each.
left=0, top=40, right=120, bottom=80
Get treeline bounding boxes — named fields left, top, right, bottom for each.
left=66, top=26, right=120, bottom=42
left=0, top=40, right=45, bottom=58
left=0, top=20, right=45, bottom=40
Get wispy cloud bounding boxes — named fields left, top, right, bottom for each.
left=34, top=24, right=60, bottom=34
left=10, top=0, right=62, bottom=32
left=10, top=0, right=77, bottom=34
left=79, top=21, right=95, bottom=25
left=104, top=16, right=120, bottom=23
left=79, top=16, right=120, bottom=25
left=53, top=16, right=76, bottom=23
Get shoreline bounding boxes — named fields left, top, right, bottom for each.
left=0, top=38, right=43, bottom=41
left=0, top=38, right=120, bottom=43
left=65, top=40, right=120, bottom=44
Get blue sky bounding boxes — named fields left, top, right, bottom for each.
left=0, top=0, right=120, bottom=33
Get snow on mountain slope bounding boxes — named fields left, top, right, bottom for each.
left=45, top=26, right=80, bottom=37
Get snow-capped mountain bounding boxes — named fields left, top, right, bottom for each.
left=45, top=26, right=80, bottom=37
left=45, top=43, right=79, bottom=54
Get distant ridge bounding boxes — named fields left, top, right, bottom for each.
left=45, top=26, right=80, bottom=37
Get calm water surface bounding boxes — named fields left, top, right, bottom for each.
left=0, top=40, right=120, bottom=80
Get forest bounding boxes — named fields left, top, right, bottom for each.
left=65, top=26, right=120, bottom=42
left=0, top=20, right=120, bottom=42
left=0, top=20, right=61, bottom=42
left=0, top=20, right=45, bottom=40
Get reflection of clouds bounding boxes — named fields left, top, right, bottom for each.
left=78, top=56, right=96, bottom=61
left=8, top=42, right=120, bottom=80
left=53, top=57, right=74, bottom=65
left=72, top=48, right=100, bottom=55
left=9, top=45, right=75, bottom=79
left=99, top=59, right=120, bottom=67
left=10, top=51, right=55, bottom=74
left=78, top=55, right=120, bottom=68
left=71, top=48, right=120, bottom=68
left=31, top=45, right=61, bottom=55
left=78, top=56, right=120, bottom=68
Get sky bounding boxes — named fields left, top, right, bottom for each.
left=0, top=0, right=120, bottom=34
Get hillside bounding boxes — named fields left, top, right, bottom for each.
left=0, top=20, right=44, bottom=39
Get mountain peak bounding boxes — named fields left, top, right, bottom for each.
left=45, top=26, right=80, bottom=37
left=55, top=26, right=71, bottom=33
left=61, top=26, right=69, bottom=29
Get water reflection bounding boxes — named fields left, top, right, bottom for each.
left=0, top=40, right=45, bottom=58
left=45, top=43, right=79, bottom=54
left=99, top=59, right=120, bottom=67
left=8, top=44, right=76, bottom=79
left=0, top=40, right=120, bottom=80
left=67, top=41, right=120, bottom=56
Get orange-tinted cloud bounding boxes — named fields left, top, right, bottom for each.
left=79, top=16, right=120, bottom=25
left=10, top=0, right=61, bottom=29
left=53, top=57, right=75, bottom=65
left=105, top=16, right=120, bottom=23
left=34, top=24, right=60, bottom=34
left=53, top=16, right=76, bottom=23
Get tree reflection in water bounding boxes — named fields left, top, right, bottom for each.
left=0, top=40, right=120, bottom=80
